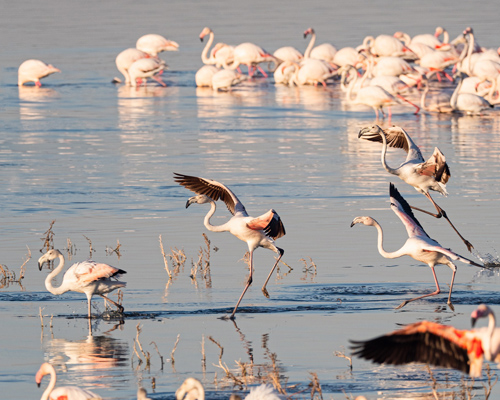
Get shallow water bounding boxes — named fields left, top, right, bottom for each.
left=2, top=1, right=500, bottom=399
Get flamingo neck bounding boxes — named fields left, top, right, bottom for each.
left=304, top=32, right=316, bottom=59
left=466, top=32, right=475, bottom=76
left=485, top=311, right=497, bottom=360
left=346, top=66, right=358, bottom=101
left=420, top=83, right=429, bottom=110
left=378, top=129, right=399, bottom=176
left=44, top=254, right=69, bottom=296
left=450, top=76, right=462, bottom=110
left=371, top=219, right=401, bottom=259
left=203, top=200, right=230, bottom=233
left=201, top=31, right=214, bottom=65
left=40, top=367, right=56, bottom=400
left=442, top=29, right=449, bottom=44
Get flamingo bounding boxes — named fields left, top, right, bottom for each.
left=211, top=69, right=245, bottom=91
left=291, top=59, right=336, bottom=87
left=136, top=34, right=179, bottom=56
left=173, top=173, right=285, bottom=320
left=351, top=183, right=483, bottom=310
left=225, top=42, right=280, bottom=78
left=176, top=377, right=285, bottom=400
left=350, top=304, right=500, bottom=378
left=332, top=47, right=363, bottom=68
left=128, top=58, right=167, bottom=88
left=419, top=50, right=457, bottom=82
left=362, top=34, right=412, bottom=58
left=273, top=46, right=303, bottom=63
left=451, top=74, right=493, bottom=115
left=394, top=26, right=449, bottom=50
left=199, top=27, right=234, bottom=68
left=36, top=362, right=102, bottom=400
left=273, top=60, right=298, bottom=85
left=463, top=28, right=500, bottom=83
left=372, top=56, right=416, bottom=77
left=420, top=77, right=453, bottom=113
left=137, top=388, right=152, bottom=400
left=303, top=28, right=337, bottom=63
left=38, top=249, right=126, bottom=319
left=195, top=65, right=220, bottom=87
left=18, top=60, right=60, bottom=87
left=358, top=124, right=474, bottom=251
left=115, top=48, right=151, bottom=85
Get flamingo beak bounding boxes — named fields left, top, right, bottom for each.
left=186, top=197, right=195, bottom=208
left=200, top=37, right=204, bottom=42
left=38, top=261, right=44, bottom=271
left=471, top=317, right=477, bottom=328
left=350, top=221, right=355, bottom=227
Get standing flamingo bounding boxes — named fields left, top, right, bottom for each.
left=351, top=304, right=500, bottom=377
left=358, top=124, right=473, bottom=251
left=115, top=48, right=151, bottom=85
left=128, top=58, right=167, bottom=88
left=38, top=249, right=126, bottom=319
left=36, top=362, right=102, bottom=400
left=303, top=28, right=337, bottom=63
left=136, top=34, right=179, bottom=56
left=224, top=43, right=280, bottom=78
left=199, top=27, right=234, bottom=68
left=351, top=183, right=483, bottom=309
left=176, top=377, right=285, bottom=400
left=174, top=173, right=285, bottom=320
left=18, top=60, right=60, bottom=87
left=451, top=74, right=493, bottom=115
left=195, top=65, right=220, bottom=87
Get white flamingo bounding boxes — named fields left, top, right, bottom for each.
left=195, top=65, right=220, bottom=87
left=128, top=58, right=167, bottom=88
left=292, top=59, right=336, bottom=87
left=212, top=69, right=244, bottom=91
left=115, top=48, right=151, bottom=85
left=199, top=27, right=234, bottom=68
left=18, top=60, right=60, bottom=87
left=451, top=74, right=493, bottom=115
left=303, top=27, right=337, bottom=63
left=174, top=173, right=285, bottom=320
left=136, top=34, right=179, bottom=56
left=358, top=124, right=473, bottom=251
left=38, top=249, right=126, bottom=319
left=394, top=26, right=449, bottom=50
left=351, top=304, right=500, bottom=378
left=420, top=77, right=453, bottom=113
left=225, top=42, right=280, bottom=78
left=362, top=34, right=412, bottom=57
left=273, top=46, right=303, bottom=62
left=351, top=183, right=483, bottom=309
left=332, top=47, right=362, bottom=68
left=36, top=362, right=102, bottom=400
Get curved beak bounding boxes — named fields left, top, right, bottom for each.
left=350, top=221, right=355, bottom=227
left=186, top=197, right=195, bottom=208
left=38, top=261, right=44, bottom=271
left=471, top=317, right=477, bottom=328
left=358, top=126, right=371, bottom=138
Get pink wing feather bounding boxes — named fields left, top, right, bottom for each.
left=73, top=261, right=121, bottom=284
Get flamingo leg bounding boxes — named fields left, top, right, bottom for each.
left=261, top=247, right=284, bottom=298
left=411, top=192, right=474, bottom=252
left=152, top=75, right=167, bottom=87
left=228, top=251, right=254, bottom=320
left=396, top=93, right=420, bottom=114
left=99, top=294, right=124, bottom=313
left=395, top=266, right=441, bottom=309
left=256, top=65, right=268, bottom=78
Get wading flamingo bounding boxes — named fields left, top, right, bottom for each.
left=176, top=377, right=285, bottom=400
left=358, top=124, right=473, bottom=251
left=195, top=65, right=220, bottom=87
left=128, top=58, right=167, bottom=88
left=136, top=34, right=179, bottom=56
left=115, top=48, right=151, bottom=85
left=224, top=42, right=280, bottom=78
left=351, top=183, right=483, bottom=310
left=303, top=28, right=337, bottom=63
left=451, top=74, right=493, bottom=115
left=18, top=60, right=60, bottom=87
left=36, top=362, right=102, bottom=400
left=174, top=173, right=285, bottom=320
left=211, top=69, right=244, bottom=91
left=350, top=304, right=500, bottom=377
left=199, top=27, right=234, bottom=68
left=38, top=249, right=126, bottom=319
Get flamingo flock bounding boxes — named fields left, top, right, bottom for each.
left=17, top=24, right=500, bottom=400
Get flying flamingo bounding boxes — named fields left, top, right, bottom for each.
left=38, top=249, right=126, bottom=319
left=199, top=27, right=234, bottom=68
left=351, top=183, right=483, bottom=310
left=115, top=48, right=151, bottom=85
left=350, top=304, right=500, bottom=377
left=18, top=60, right=60, bottom=87
left=128, top=58, right=167, bottom=88
left=358, top=124, right=474, bottom=251
left=36, top=362, right=102, bottom=400
left=303, top=28, right=337, bottom=63
left=174, top=173, right=285, bottom=320
left=136, top=34, right=179, bottom=56
left=176, top=377, right=285, bottom=400
left=225, top=43, right=281, bottom=78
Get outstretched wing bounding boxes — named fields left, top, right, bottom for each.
left=247, top=209, right=286, bottom=239
left=416, top=147, right=450, bottom=185
left=174, top=173, right=246, bottom=215
left=390, top=183, right=429, bottom=238
left=384, top=125, right=425, bottom=163
left=350, top=321, right=474, bottom=375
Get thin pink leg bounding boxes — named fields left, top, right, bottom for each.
left=257, top=65, right=268, bottom=78
left=261, top=248, right=284, bottom=298
left=228, top=251, right=254, bottom=319
left=395, top=266, right=441, bottom=309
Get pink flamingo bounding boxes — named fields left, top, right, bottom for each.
left=115, top=48, right=151, bottom=85
left=351, top=304, right=500, bottom=377
left=36, top=362, right=101, bottom=400
left=199, top=27, right=234, bottom=68
left=351, top=183, right=483, bottom=310
left=195, top=65, right=220, bottom=87
left=303, top=28, right=337, bottom=63
left=174, top=173, right=285, bottom=320
left=128, top=58, right=167, bottom=88
left=362, top=34, right=413, bottom=57
left=136, top=34, right=179, bottom=56
left=38, top=249, right=126, bottom=319
left=225, top=42, right=280, bottom=77
left=18, top=60, right=60, bottom=87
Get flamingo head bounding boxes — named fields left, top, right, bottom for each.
left=350, top=216, right=376, bottom=228
left=48, top=64, right=61, bottom=74
left=434, top=26, right=445, bottom=37
left=303, top=27, right=314, bottom=39
left=176, top=378, right=205, bottom=400
left=200, top=27, right=212, bottom=42
left=35, top=362, right=52, bottom=386
left=186, top=194, right=212, bottom=208
left=463, top=27, right=473, bottom=36
left=38, top=249, right=63, bottom=271
left=471, top=304, right=494, bottom=327
left=358, top=125, right=384, bottom=140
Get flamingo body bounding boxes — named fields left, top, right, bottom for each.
left=128, top=58, right=167, bottom=87
left=115, top=48, right=150, bottom=84
left=227, top=42, right=279, bottom=77
left=18, top=59, right=60, bottom=87
left=212, top=69, right=244, bottom=91
left=199, top=27, right=234, bottom=68
left=273, top=46, right=303, bottom=62
left=195, top=65, right=220, bottom=87
left=136, top=34, right=179, bottom=56
left=292, top=59, right=335, bottom=86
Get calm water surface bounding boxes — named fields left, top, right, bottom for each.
left=2, top=1, right=500, bottom=399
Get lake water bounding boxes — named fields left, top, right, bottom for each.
left=2, top=1, right=500, bottom=399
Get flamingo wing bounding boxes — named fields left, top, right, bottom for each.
left=174, top=173, right=246, bottom=215
left=390, top=183, right=429, bottom=238
left=50, top=385, right=101, bottom=400
left=416, top=147, right=450, bottom=185
left=72, top=261, right=125, bottom=284
left=247, top=209, right=286, bottom=239
left=350, top=320, right=480, bottom=375
left=384, top=125, right=425, bottom=163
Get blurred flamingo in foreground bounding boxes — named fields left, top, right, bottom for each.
left=38, top=249, right=126, bottom=319
left=351, top=183, right=483, bottom=310
left=18, top=59, right=60, bottom=87
left=351, top=304, right=500, bottom=377
left=36, top=362, right=102, bottom=400
left=174, top=173, right=285, bottom=320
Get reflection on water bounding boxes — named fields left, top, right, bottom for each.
left=18, top=86, right=60, bottom=121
